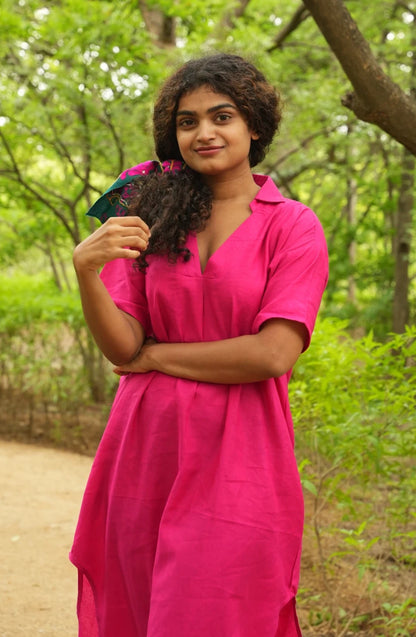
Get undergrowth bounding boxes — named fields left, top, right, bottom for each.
left=292, top=318, right=416, bottom=636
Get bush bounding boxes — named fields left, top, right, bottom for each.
left=291, top=317, right=416, bottom=635
left=0, top=272, right=115, bottom=448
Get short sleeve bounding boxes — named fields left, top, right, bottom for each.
left=100, top=258, right=151, bottom=335
left=253, top=206, right=328, bottom=350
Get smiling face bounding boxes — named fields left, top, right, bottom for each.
left=175, top=85, right=259, bottom=180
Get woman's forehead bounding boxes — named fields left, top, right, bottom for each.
left=177, top=85, right=236, bottom=110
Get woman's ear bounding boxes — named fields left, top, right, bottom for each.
left=250, top=130, right=260, bottom=141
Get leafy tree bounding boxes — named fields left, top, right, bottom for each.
left=0, top=0, right=415, bottom=373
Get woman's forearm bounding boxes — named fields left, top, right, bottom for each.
left=115, top=319, right=306, bottom=383
left=75, top=268, right=145, bottom=365
left=147, top=336, right=274, bottom=383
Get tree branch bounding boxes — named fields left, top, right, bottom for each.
left=267, top=4, right=310, bottom=51
left=397, top=2, right=416, bottom=18
left=47, top=113, right=87, bottom=183
left=221, top=0, right=252, bottom=29
left=302, top=0, right=416, bottom=155
left=273, top=123, right=342, bottom=166
left=0, top=129, right=78, bottom=244
left=98, top=107, right=125, bottom=176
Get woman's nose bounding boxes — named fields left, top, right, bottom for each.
left=196, top=119, right=215, bottom=142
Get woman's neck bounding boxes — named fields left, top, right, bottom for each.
left=203, top=170, right=260, bottom=204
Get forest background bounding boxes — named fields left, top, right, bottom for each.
left=0, top=0, right=415, bottom=635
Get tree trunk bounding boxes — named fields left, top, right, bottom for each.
left=345, top=177, right=357, bottom=304
left=138, top=1, right=176, bottom=45
left=301, top=0, right=416, bottom=156
left=392, top=147, right=414, bottom=332
left=45, top=241, right=63, bottom=291
left=215, top=0, right=252, bottom=36
left=392, top=23, right=416, bottom=332
left=73, top=329, right=108, bottom=403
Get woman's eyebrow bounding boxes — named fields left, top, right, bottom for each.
left=207, top=103, right=237, bottom=113
left=176, top=109, right=195, bottom=117
left=176, top=103, right=237, bottom=117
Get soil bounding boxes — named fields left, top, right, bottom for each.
left=0, top=441, right=93, bottom=637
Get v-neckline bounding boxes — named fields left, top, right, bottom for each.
left=192, top=207, right=256, bottom=275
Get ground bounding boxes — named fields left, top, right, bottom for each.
left=0, top=441, right=92, bottom=637
left=1, top=437, right=413, bottom=636
left=0, top=439, right=325, bottom=637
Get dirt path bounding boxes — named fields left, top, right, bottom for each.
left=0, top=441, right=93, bottom=637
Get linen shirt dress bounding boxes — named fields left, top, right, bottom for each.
left=70, top=174, right=328, bottom=637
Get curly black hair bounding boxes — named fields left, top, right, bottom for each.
left=128, top=53, right=281, bottom=270
left=128, top=168, right=212, bottom=271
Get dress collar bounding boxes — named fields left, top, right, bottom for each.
left=253, top=174, right=285, bottom=203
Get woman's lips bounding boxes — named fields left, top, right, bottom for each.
left=195, top=146, right=224, bottom=156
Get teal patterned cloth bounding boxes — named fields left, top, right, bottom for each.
left=87, top=160, right=187, bottom=223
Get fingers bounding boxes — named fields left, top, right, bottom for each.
left=113, top=363, right=136, bottom=375
left=74, top=216, right=151, bottom=271
left=104, top=217, right=151, bottom=248
left=107, top=215, right=151, bottom=237
left=107, top=218, right=150, bottom=250
left=112, top=368, right=127, bottom=376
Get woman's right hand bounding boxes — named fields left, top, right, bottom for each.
left=73, top=216, right=151, bottom=273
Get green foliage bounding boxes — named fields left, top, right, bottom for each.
left=0, top=0, right=170, bottom=247
left=0, top=271, right=114, bottom=435
left=293, top=318, right=416, bottom=493
left=371, top=599, right=416, bottom=637
left=0, top=271, right=83, bottom=333
left=292, top=317, right=416, bottom=634
left=0, top=0, right=415, bottom=330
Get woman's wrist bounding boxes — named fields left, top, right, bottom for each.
left=73, top=245, right=101, bottom=274
left=145, top=342, right=165, bottom=372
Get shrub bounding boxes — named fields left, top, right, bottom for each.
left=292, top=317, right=416, bottom=635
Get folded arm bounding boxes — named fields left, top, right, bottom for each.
left=114, top=318, right=307, bottom=384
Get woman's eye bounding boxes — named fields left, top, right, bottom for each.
left=216, top=113, right=231, bottom=122
left=177, top=118, right=195, bottom=128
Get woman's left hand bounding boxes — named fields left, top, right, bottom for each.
left=113, top=338, right=157, bottom=376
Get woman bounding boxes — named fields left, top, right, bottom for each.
left=70, top=53, right=328, bottom=637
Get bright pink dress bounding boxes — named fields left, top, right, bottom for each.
left=70, top=175, right=328, bottom=637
